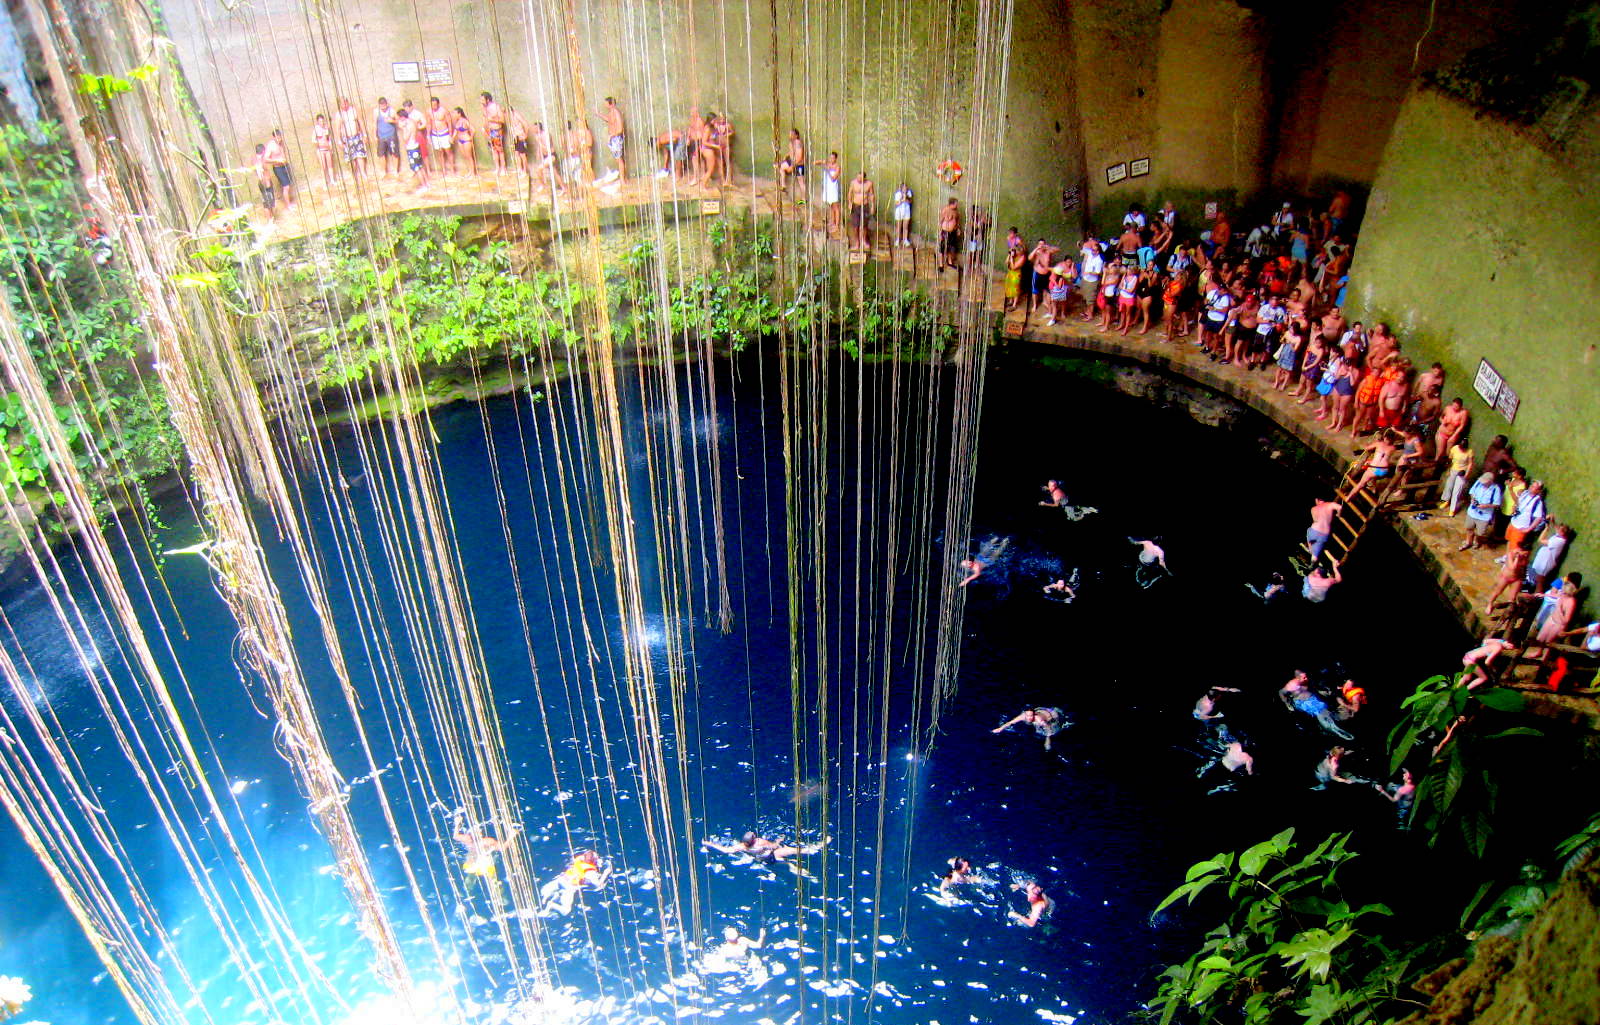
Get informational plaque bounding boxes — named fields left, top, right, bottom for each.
left=422, top=58, right=452, bottom=86
left=847, top=250, right=867, bottom=265
left=1129, top=157, right=1151, bottom=178
left=700, top=199, right=721, bottom=215
left=1003, top=318, right=1025, bottom=338
left=1473, top=358, right=1503, bottom=407
left=1493, top=381, right=1519, bottom=423
left=1473, top=358, right=1519, bottom=423
left=1061, top=185, right=1080, bottom=213
left=1204, top=201, right=1218, bottom=220
left=392, top=62, right=421, bottom=83
left=1105, top=162, right=1128, bottom=185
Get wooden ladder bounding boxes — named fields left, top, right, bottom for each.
left=1301, top=460, right=1389, bottom=563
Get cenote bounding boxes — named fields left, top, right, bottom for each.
left=0, top=350, right=1491, bottom=1025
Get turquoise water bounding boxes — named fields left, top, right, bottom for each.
left=0, top=350, right=1470, bottom=1025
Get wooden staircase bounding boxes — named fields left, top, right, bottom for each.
left=1301, top=459, right=1390, bottom=563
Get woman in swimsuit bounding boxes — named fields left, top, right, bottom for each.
left=1098, top=261, right=1122, bottom=332
left=312, top=113, right=336, bottom=188
left=1271, top=318, right=1303, bottom=392
left=1133, top=265, right=1159, bottom=334
left=1294, top=332, right=1323, bottom=404
left=1115, top=264, right=1139, bottom=334
left=1009, top=881, right=1053, bottom=927
left=453, top=108, right=479, bottom=176
left=1328, top=358, right=1359, bottom=433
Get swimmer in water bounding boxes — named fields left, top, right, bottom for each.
left=1374, top=768, right=1416, bottom=828
left=1246, top=572, right=1286, bottom=602
left=539, top=849, right=611, bottom=915
left=1192, top=686, right=1241, bottom=724
left=939, top=856, right=976, bottom=893
left=1196, top=737, right=1254, bottom=786
left=1312, top=745, right=1356, bottom=789
left=991, top=707, right=1069, bottom=750
left=1129, top=537, right=1170, bottom=588
left=699, top=925, right=766, bottom=977
left=1039, top=479, right=1069, bottom=509
left=1008, top=880, right=1052, bottom=927
left=1279, top=670, right=1353, bottom=740
left=452, top=809, right=519, bottom=878
left=703, top=832, right=829, bottom=862
left=1043, top=569, right=1079, bottom=603
left=959, top=535, right=1011, bottom=587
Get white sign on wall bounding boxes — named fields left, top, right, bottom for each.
left=392, top=62, right=421, bottom=83
left=423, top=58, right=453, bottom=86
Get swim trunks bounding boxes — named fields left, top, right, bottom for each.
left=608, top=134, right=624, bottom=159
left=407, top=145, right=423, bottom=172
left=343, top=134, right=368, bottom=161
left=851, top=204, right=870, bottom=229
left=376, top=137, right=399, bottom=158
left=271, top=164, right=292, bottom=188
left=258, top=182, right=275, bottom=209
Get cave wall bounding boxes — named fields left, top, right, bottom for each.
left=161, top=0, right=1078, bottom=243
left=1348, top=84, right=1600, bottom=554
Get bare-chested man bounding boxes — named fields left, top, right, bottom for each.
left=336, top=97, right=368, bottom=181
left=426, top=97, right=454, bottom=176
left=656, top=126, right=686, bottom=179
left=263, top=129, right=294, bottom=206
left=600, top=96, right=625, bottom=182
left=848, top=170, right=876, bottom=252
left=937, top=197, right=961, bottom=271
left=481, top=91, right=507, bottom=173
left=1306, top=497, right=1341, bottom=561
left=1320, top=306, right=1346, bottom=349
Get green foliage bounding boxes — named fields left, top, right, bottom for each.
left=0, top=121, right=180, bottom=522
left=1386, top=674, right=1543, bottom=858
left=306, top=211, right=954, bottom=388
left=1145, top=829, right=1415, bottom=1025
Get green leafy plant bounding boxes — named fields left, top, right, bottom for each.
left=1386, top=674, right=1542, bottom=857
left=1146, top=828, right=1418, bottom=1025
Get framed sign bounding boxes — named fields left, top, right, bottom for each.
left=1493, top=381, right=1519, bottom=423
left=1105, top=162, right=1128, bottom=185
left=847, top=250, right=868, bottom=265
left=1129, top=157, right=1151, bottom=178
left=1061, top=185, right=1080, bottom=213
left=422, top=58, right=453, bottom=86
left=392, top=61, right=421, bottom=83
left=1473, top=358, right=1503, bottom=407
left=700, top=199, right=721, bottom=215
left=1002, top=318, right=1025, bottom=338
left=1473, top=358, right=1520, bottom=423
left=1204, top=201, right=1218, bottom=220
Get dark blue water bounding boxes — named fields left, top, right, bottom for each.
left=0, top=347, right=1473, bottom=1025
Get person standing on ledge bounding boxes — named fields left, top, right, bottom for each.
left=600, top=96, right=626, bottom=182
left=776, top=128, right=805, bottom=200
left=336, top=97, right=367, bottom=182
left=263, top=129, right=294, bottom=208
left=481, top=91, right=507, bottom=174
left=848, top=169, right=876, bottom=252
left=373, top=97, right=400, bottom=177
left=937, top=196, right=961, bottom=271
left=426, top=97, right=454, bottom=177
left=1459, top=471, right=1501, bottom=552
left=893, top=182, right=913, bottom=246
left=820, top=151, right=842, bottom=236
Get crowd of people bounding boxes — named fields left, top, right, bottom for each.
left=249, top=90, right=680, bottom=213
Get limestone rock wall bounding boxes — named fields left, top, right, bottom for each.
left=1348, top=84, right=1600, bottom=559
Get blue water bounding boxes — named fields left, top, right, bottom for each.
left=0, top=348, right=1472, bottom=1025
